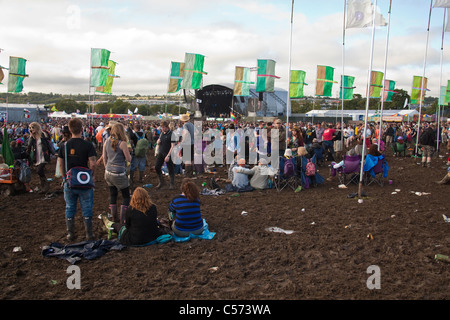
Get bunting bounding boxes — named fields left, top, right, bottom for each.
left=383, top=80, right=396, bottom=102
left=8, top=57, right=28, bottom=93
left=168, top=61, right=185, bottom=93
left=96, top=60, right=119, bottom=94
left=90, top=48, right=111, bottom=87
left=256, top=59, right=279, bottom=93
left=369, top=71, right=384, bottom=98
left=315, top=65, right=337, bottom=97
left=410, top=76, right=429, bottom=104
left=181, top=53, right=207, bottom=90
left=339, top=75, right=355, bottom=100
left=289, top=70, right=308, bottom=99
left=234, top=66, right=254, bottom=96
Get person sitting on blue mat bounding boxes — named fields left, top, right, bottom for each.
left=101, top=187, right=169, bottom=245
left=168, top=178, right=204, bottom=237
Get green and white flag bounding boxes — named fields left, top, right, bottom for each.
left=90, top=48, right=111, bottom=87
left=181, top=53, right=207, bottom=90
left=8, top=56, right=28, bottom=93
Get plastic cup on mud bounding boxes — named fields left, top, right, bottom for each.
left=389, top=180, right=393, bottom=185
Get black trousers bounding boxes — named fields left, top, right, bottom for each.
left=155, top=153, right=175, bottom=176
left=36, top=163, right=46, bottom=179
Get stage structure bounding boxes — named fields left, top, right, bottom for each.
left=197, top=83, right=288, bottom=118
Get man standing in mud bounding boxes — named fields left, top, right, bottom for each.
left=59, top=117, right=97, bottom=241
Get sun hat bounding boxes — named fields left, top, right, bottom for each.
left=180, top=114, right=190, bottom=122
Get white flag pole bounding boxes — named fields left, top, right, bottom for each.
left=286, top=0, right=294, bottom=149
left=437, top=8, right=446, bottom=154
left=358, top=0, right=378, bottom=199
left=378, top=0, right=392, bottom=151
left=341, top=0, right=347, bottom=148
left=414, top=0, right=433, bottom=156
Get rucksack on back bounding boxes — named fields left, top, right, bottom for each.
left=305, top=158, right=316, bottom=176
left=18, top=160, right=31, bottom=183
left=283, top=158, right=295, bottom=177
left=135, top=137, right=149, bottom=157
left=419, top=131, right=429, bottom=145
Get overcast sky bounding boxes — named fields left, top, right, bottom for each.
left=0, top=0, right=449, bottom=99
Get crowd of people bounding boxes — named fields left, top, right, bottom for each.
left=1, top=115, right=449, bottom=245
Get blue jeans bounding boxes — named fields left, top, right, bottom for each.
left=64, top=182, right=94, bottom=219
left=130, top=156, right=146, bottom=172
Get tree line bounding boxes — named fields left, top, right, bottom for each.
left=0, top=89, right=443, bottom=116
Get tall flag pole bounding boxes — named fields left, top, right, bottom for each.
left=433, top=1, right=450, bottom=153
left=414, top=0, right=433, bottom=157
left=341, top=0, right=347, bottom=147
left=286, top=0, right=294, bottom=148
left=358, top=0, right=379, bottom=199
left=377, top=0, right=393, bottom=151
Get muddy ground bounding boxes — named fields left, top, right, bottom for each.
left=0, top=144, right=449, bottom=310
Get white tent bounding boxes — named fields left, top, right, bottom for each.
left=49, top=111, right=71, bottom=118
left=397, top=109, right=419, bottom=116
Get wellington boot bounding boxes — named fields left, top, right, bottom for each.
left=169, top=175, right=175, bottom=190
left=39, top=177, right=50, bottom=194
left=120, top=205, right=128, bottom=225
left=109, top=204, right=118, bottom=223
left=66, top=218, right=75, bottom=241
left=84, top=217, right=94, bottom=241
left=155, top=174, right=165, bottom=189
left=184, top=165, right=193, bottom=177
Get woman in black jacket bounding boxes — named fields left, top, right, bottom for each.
left=26, top=122, right=51, bottom=193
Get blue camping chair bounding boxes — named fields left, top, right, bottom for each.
left=273, top=156, right=300, bottom=191
left=364, top=154, right=389, bottom=186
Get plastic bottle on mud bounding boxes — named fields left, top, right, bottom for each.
left=435, top=254, right=450, bottom=263
left=143, top=184, right=153, bottom=188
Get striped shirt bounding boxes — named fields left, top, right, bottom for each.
left=168, top=195, right=203, bottom=232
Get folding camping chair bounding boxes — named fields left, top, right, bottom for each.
left=364, top=155, right=388, bottom=186
left=331, top=155, right=361, bottom=186
left=299, top=155, right=325, bottom=189
left=273, top=156, right=299, bottom=191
